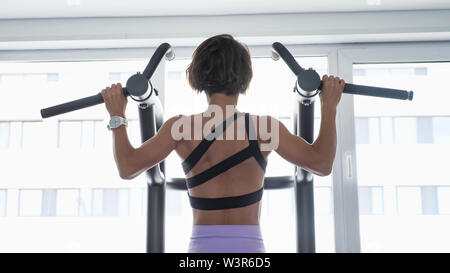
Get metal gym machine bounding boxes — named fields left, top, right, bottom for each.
left=40, top=42, right=413, bottom=253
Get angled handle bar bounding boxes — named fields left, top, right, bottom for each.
left=272, top=42, right=414, bottom=101
left=40, top=43, right=174, bottom=118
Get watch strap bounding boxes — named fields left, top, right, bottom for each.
left=107, top=116, right=128, bottom=130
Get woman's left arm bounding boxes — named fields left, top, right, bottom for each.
left=101, top=83, right=179, bottom=180
left=113, top=116, right=179, bottom=180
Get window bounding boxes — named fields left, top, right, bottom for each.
left=397, top=187, right=422, bottom=215
left=416, top=117, right=433, bottom=144
left=266, top=189, right=294, bottom=217
left=359, top=187, right=384, bottom=215
left=0, top=190, right=6, bottom=217
left=421, top=186, right=438, bottom=215
left=414, top=67, right=428, bottom=76
left=357, top=116, right=447, bottom=145
left=368, top=118, right=381, bottom=144
left=19, top=190, right=43, bottom=217
left=354, top=62, right=450, bottom=252
left=22, top=121, right=45, bottom=150
left=109, top=72, right=121, bottom=82
left=0, top=121, right=26, bottom=149
left=166, top=189, right=182, bottom=216
left=81, top=121, right=95, bottom=149
left=355, top=118, right=370, bottom=144
left=79, top=188, right=91, bottom=217
left=0, top=122, right=10, bottom=149
left=9, top=122, right=22, bottom=149
left=437, top=187, right=450, bottom=215
left=94, top=120, right=111, bottom=149
left=379, top=117, right=394, bottom=144
left=167, top=71, right=182, bottom=81
left=141, top=187, right=147, bottom=217
left=47, top=73, right=59, bottom=82
left=91, top=189, right=130, bottom=217
left=58, top=120, right=96, bottom=149
left=432, top=117, right=450, bottom=144
left=18, top=189, right=80, bottom=217
left=58, top=121, right=82, bottom=149
left=41, top=189, right=57, bottom=217
left=315, top=187, right=333, bottom=215
left=127, top=119, right=142, bottom=147
left=56, top=189, right=80, bottom=217
left=395, top=186, right=439, bottom=216
left=393, top=117, right=417, bottom=144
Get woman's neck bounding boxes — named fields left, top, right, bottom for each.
left=206, top=93, right=239, bottom=115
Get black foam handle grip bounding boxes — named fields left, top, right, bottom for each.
left=343, top=83, right=413, bottom=100
left=40, top=88, right=129, bottom=118
left=317, top=81, right=414, bottom=101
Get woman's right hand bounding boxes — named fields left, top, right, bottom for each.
left=319, top=75, right=345, bottom=109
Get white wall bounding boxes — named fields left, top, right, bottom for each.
left=1, top=10, right=450, bottom=51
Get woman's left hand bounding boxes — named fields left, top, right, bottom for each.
left=101, top=83, right=128, bottom=117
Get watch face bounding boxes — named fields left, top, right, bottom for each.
left=110, top=117, right=120, bottom=128
left=113, top=118, right=120, bottom=127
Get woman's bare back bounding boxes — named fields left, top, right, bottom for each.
left=174, top=111, right=271, bottom=225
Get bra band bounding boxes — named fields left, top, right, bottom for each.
left=188, top=187, right=264, bottom=211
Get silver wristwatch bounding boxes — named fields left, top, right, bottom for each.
left=107, top=116, right=128, bottom=130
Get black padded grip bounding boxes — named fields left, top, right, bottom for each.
left=343, top=83, right=413, bottom=100
left=40, top=88, right=128, bottom=118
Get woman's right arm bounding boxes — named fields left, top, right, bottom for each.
left=274, top=75, right=344, bottom=176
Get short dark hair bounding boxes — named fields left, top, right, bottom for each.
left=186, top=34, right=252, bottom=96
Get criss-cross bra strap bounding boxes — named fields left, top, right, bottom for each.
left=185, top=112, right=268, bottom=189
left=245, top=113, right=268, bottom=171
left=186, top=146, right=254, bottom=188
left=181, top=112, right=244, bottom=174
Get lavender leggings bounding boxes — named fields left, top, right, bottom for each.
left=187, top=225, right=265, bottom=253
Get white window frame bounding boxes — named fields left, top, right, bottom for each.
left=336, top=41, right=450, bottom=252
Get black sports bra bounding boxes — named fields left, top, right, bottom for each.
left=182, top=112, right=267, bottom=210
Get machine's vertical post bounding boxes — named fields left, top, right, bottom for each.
left=146, top=182, right=165, bottom=252
left=294, top=101, right=316, bottom=253
left=138, top=104, right=165, bottom=253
